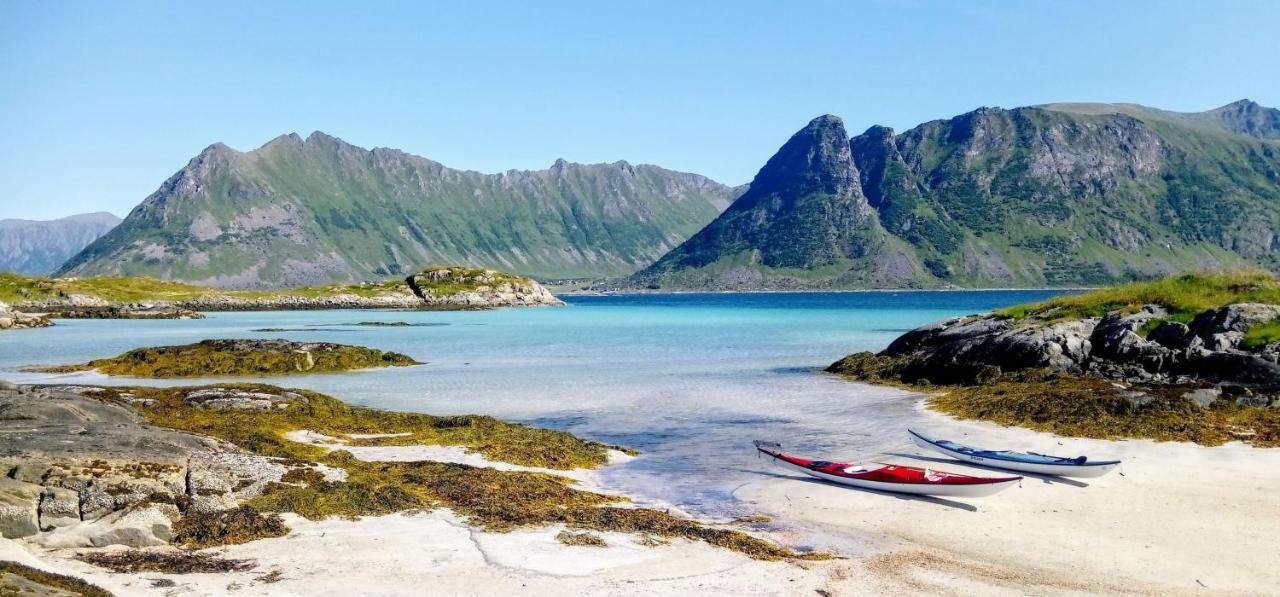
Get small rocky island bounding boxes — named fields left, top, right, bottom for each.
left=829, top=273, right=1280, bottom=446
left=33, top=338, right=419, bottom=376
left=0, top=265, right=561, bottom=328
left=33, top=339, right=420, bottom=378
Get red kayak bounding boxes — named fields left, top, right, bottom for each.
left=755, top=441, right=1021, bottom=498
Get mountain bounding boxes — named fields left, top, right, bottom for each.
left=56, top=133, right=735, bottom=288
left=0, top=212, right=121, bottom=275
left=633, top=100, right=1280, bottom=289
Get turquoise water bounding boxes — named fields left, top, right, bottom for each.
left=0, top=291, right=1068, bottom=517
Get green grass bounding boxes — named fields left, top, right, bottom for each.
left=997, top=271, right=1280, bottom=322
left=1242, top=316, right=1280, bottom=348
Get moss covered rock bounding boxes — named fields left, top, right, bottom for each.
left=40, top=339, right=420, bottom=378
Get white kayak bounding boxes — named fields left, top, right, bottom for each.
left=755, top=441, right=1021, bottom=498
left=908, top=429, right=1121, bottom=478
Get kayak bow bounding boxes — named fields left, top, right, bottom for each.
left=907, top=429, right=1120, bottom=478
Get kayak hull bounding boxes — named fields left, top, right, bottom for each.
left=768, top=456, right=1021, bottom=497
left=755, top=445, right=1021, bottom=498
left=908, top=430, right=1120, bottom=478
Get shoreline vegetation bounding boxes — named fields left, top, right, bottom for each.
left=827, top=272, right=1280, bottom=447
left=30, top=339, right=421, bottom=378
left=0, top=266, right=562, bottom=324
left=1, top=381, right=820, bottom=591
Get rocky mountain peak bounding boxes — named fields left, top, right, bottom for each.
left=1205, top=98, right=1280, bottom=140
left=739, top=114, right=859, bottom=209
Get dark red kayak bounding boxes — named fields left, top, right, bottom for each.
left=755, top=441, right=1021, bottom=497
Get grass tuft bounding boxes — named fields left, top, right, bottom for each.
left=996, top=271, right=1280, bottom=322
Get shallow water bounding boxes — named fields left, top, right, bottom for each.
left=0, top=291, right=1068, bottom=518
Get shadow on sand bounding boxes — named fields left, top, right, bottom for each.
left=886, top=452, right=1090, bottom=488
left=742, top=466, right=980, bottom=512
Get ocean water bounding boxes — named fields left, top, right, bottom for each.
left=0, top=290, right=1069, bottom=518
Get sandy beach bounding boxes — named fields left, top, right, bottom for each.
left=740, top=397, right=1280, bottom=595
left=6, top=387, right=1277, bottom=596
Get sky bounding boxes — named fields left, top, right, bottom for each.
left=2, top=1, right=1278, bottom=221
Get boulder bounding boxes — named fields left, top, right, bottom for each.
left=183, top=387, right=307, bottom=411
left=1189, top=303, right=1280, bottom=347
left=38, top=487, right=81, bottom=530
left=0, top=477, right=43, bottom=538
left=1148, top=321, right=1198, bottom=350
left=186, top=452, right=289, bottom=513
left=1090, top=306, right=1174, bottom=372
left=31, top=503, right=178, bottom=548
left=78, top=484, right=116, bottom=521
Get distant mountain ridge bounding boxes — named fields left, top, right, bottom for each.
left=0, top=212, right=120, bottom=275
left=634, top=99, right=1280, bottom=289
left=57, top=133, right=735, bottom=288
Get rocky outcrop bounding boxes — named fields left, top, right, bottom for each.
left=405, top=266, right=562, bottom=307
left=0, top=300, right=50, bottom=331
left=835, top=302, right=1280, bottom=395
left=7, top=266, right=561, bottom=319
left=0, top=384, right=297, bottom=547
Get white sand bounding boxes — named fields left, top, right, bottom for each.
left=10, top=400, right=1279, bottom=595
left=737, top=397, right=1280, bottom=595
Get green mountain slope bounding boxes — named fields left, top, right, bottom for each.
left=56, top=133, right=734, bottom=288
left=634, top=100, right=1280, bottom=289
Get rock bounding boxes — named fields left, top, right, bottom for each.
left=1148, top=321, right=1197, bottom=350
left=1182, top=387, right=1220, bottom=408
left=184, top=387, right=308, bottom=411
left=8, top=461, right=53, bottom=484
left=0, top=477, right=43, bottom=538
left=1178, top=351, right=1280, bottom=385
left=32, top=503, right=178, bottom=548
left=0, top=299, right=51, bottom=330
left=1189, top=303, right=1280, bottom=346
left=38, top=487, right=81, bottom=530
left=78, top=484, right=116, bottom=521
left=1089, top=306, right=1174, bottom=372
left=186, top=452, right=289, bottom=513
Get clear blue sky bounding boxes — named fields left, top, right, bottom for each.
left=2, top=0, right=1278, bottom=220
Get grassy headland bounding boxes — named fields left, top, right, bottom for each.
left=996, top=271, right=1280, bottom=322
left=830, top=272, right=1280, bottom=447
left=0, top=265, right=555, bottom=310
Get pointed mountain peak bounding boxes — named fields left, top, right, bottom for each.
left=742, top=114, right=857, bottom=204
left=1220, top=99, right=1260, bottom=111
left=1205, top=99, right=1280, bottom=140
left=258, top=133, right=304, bottom=151
left=859, top=125, right=896, bottom=140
